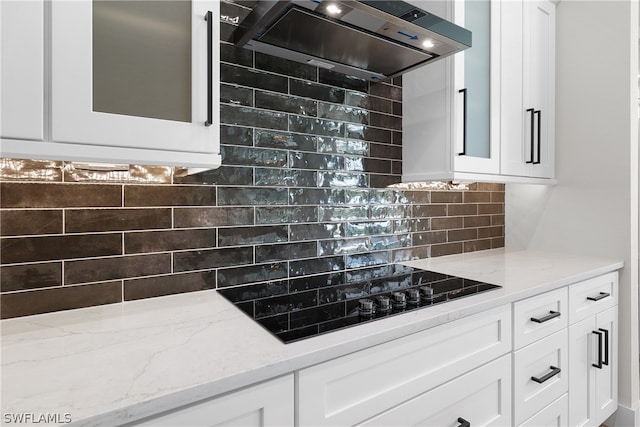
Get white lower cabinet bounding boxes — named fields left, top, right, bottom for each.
left=519, top=394, right=568, bottom=427
left=297, top=305, right=512, bottom=426
left=132, top=374, right=294, bottom=427
left=568, top=273, right=619, bottom=427
left=359, top=354, right=511, bottom=427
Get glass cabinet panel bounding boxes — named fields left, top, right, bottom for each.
left=92, top=1, right=192, bottom=122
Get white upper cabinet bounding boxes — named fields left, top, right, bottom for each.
left=403, top=0, right=556, bottom=184
left=403, top=0, right=500, bottom=182
left=501, top=0, right=556, bottom=179
left=0, top=0, right=221, bottom=170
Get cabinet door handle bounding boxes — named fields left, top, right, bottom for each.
left=458, top=88, right=467, bottom=156
left=204, top=11, right=213, bottom=127
left=587, top=292, right=610, bottom=301
left=531, top=366, right=561, bottom=383
left=533, top=110, right=541, bottom=164
left=593, top=330, right=603, bottom=369
left=457, top=417, right=471, bottom=427
left=599, top=328, right=609, bottom=366
left=530, top=310, right=560, bottom=323
left=526, top=108, right=535, bottom=163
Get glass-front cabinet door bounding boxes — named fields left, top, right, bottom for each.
left=452, top=0, right=500, bottom=175
left=49, top=0, right=220, bottom=168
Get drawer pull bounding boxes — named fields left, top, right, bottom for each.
left=587, top=292, right=610, bottom=301
left=592, top=330, right=603, bottom=368
left=531, top=366, right=561, bottom=383
left=457, top=417, right=471, bottom=427
left=530, top=310, right=560, bottom=323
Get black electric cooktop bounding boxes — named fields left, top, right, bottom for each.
left=218, top=265, right=501, bottom=343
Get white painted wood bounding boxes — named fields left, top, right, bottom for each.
left=132, top=375, right=294, bottom=427
left=595, top=306, right=618, bottom=423
left=359, top=354, right=511, bottom=427
left=568, top=317, right=596, bottom=427
left=0, top=0, right=45, bottom=141
left=513, top=287, right=568, bottom=350
left=513, top=329, right=568, bottom=425
left=297, top=304, right=512, bottom=427
left=568, top=271, right=618, bottom=325
left=500, top=0, right=556, bottom=179
left=519, top=394, right=568, bottom=427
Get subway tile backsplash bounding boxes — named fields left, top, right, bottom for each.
left=0, top=1, right=504, bottom=319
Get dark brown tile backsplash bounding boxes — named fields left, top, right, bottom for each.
left=0, top=1, right=505, bottom=319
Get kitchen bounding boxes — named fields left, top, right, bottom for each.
left=0, top=0, right=638, bottom=426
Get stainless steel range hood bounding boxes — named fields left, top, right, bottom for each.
left=233, top=0, right=471, bottom=81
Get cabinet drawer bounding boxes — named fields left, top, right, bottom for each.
left=514, top=329, right=568, bottom=425
left=297, top=305, right=512, bottom=426
left=519, top=394, right=568, bottom=427
left=568, top=272, right=618, bottom=324
left=359, top=354, right=512, bottom=427
left=514, top=288, right=568, bottom=349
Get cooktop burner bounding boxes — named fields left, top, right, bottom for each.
left=218, top=265, right=501, bottom=343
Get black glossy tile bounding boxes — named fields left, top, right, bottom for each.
left=220, top=125, right=254, bottom=146
left=392, top=130, right=402, bottom=146
left=289, top=116, right=345, bottom=137
left=289, top=256, right=345, bottom=277
left=255, top=242, right=317, bottom=263
left=369, top=234, right=411, bottom=251
left=220, top=63, right=288, bottom=93
left=174, top=207, right=254, bottom=228
left=255, top=91, right=317, bottom=116
left=370, top=142, right=402, bottom=160
left=319, top=69, right=368, bottom=92
left=124, top=270, right=215, bottom=301
left=221, top=84, right=254, bottom=107
left=363, top=158, right=392, bottom=174
left=124, top=229, right=217, bottom=254
left=344, top=156, right=365, bottom=172
left=370, top=205, right=408, bottom=220
left=289, top=272, right=345, bottom=292
left=317, top=137, right=368, bottom=156
left=175, top=166, right=254, bottom=186
left=255, top=168, right=317, bottom=187
left=318, top=172, right=367, bottom=188
left=220, top=44, right=253, bottom=67
left=370, top=112, right=402, bottom=130
left=346, top=124, right=392, bottom=143
left=1, top=262, right=62, bottom=292
left=65, top=253, right=171, bottom=285
left=221, top=145, right=287, bottom=168
left=345, top=264, right=393, bottom=283
left=255, top=130, right=317, bottom=151
left=218, top=225, right=288, bottom=246
left=217, top=262, right=288, bottom=287
left=392, top=101, right=402, bottom=116
left=318, top=238, right=369, bottom=256
left=289, top=152, right=344, bottom=170
left=256, top=206, right=317, bottom=224
left=1, top=210, right=62, bottom=236
left=370, top=174, right=401, bottom=188
left=1, top=234, right=122, bottom=264
left=345, top=92, right=393, bottom=114
left=289, top=188, right=345, bottom=205
left=345, top=220, right=393, bottom=237
left=345, top=251, right=391, bottom=269
left=318, top=103, right=369, bottom=125
left=220, top=105, right=288, bottom=130
left=125, top=185, right=216, bottom=207
left=289, top=223, right=343, bottom=241
left=174, top=246, right=253, bottom=272
left=218, top=187, right=288, bottom=206
left=319, top=206, right=368, bottom=222
left=290, top=80, right=345, bottom=103
left=255, top=52, right=317, bottom=81
left=369, top=83, right=403, bottom=101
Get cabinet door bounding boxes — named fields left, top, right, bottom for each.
left=594, top=306, right=618, bottom=423
left=519, top=394, right=568, bottom=427
left=568, top=317, right=596, bottom=427
left=132, top=375, right=294, bottom=427
left=359, top=355, right=511, bottom=427
left=49, top=0, right=220, bottom=166
left=0, top=0, right=45, bottom=141
left=501, top=0, right=555, bottom=179
left=452, top=0, right=500, bottom=175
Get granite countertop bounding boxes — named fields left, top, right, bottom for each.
left=0, top=248, right=623, bottom=426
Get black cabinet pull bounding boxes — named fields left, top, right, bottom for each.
left=458, top=89, right=467, bottom=156
left=531, top=366, right=561, bottom=383
left=534, top=110, right=541, bottom=164
left=599, top=328, right=609, bottom=366
left=587, top=292, right=610, bottom=302
left=457, top=417, right=471, bottom=427
left=530, top=310, right=560, bottom=324
left=592, top=330, right=603, bottom=369
left=526, top=108, right=535, bottom=163
left=204, top=11, right=213, bottom=127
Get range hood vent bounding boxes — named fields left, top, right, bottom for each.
left=233, top=0, right=472, bottom=81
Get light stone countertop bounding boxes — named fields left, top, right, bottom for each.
left=0, top=248, right=624, bottom=426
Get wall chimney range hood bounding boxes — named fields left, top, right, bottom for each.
left=233, top=0, right=472, bottom=81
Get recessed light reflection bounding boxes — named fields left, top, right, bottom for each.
left=326, top=3, right=342, bottom=15
left=422, top=39, right=435, bottom=49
